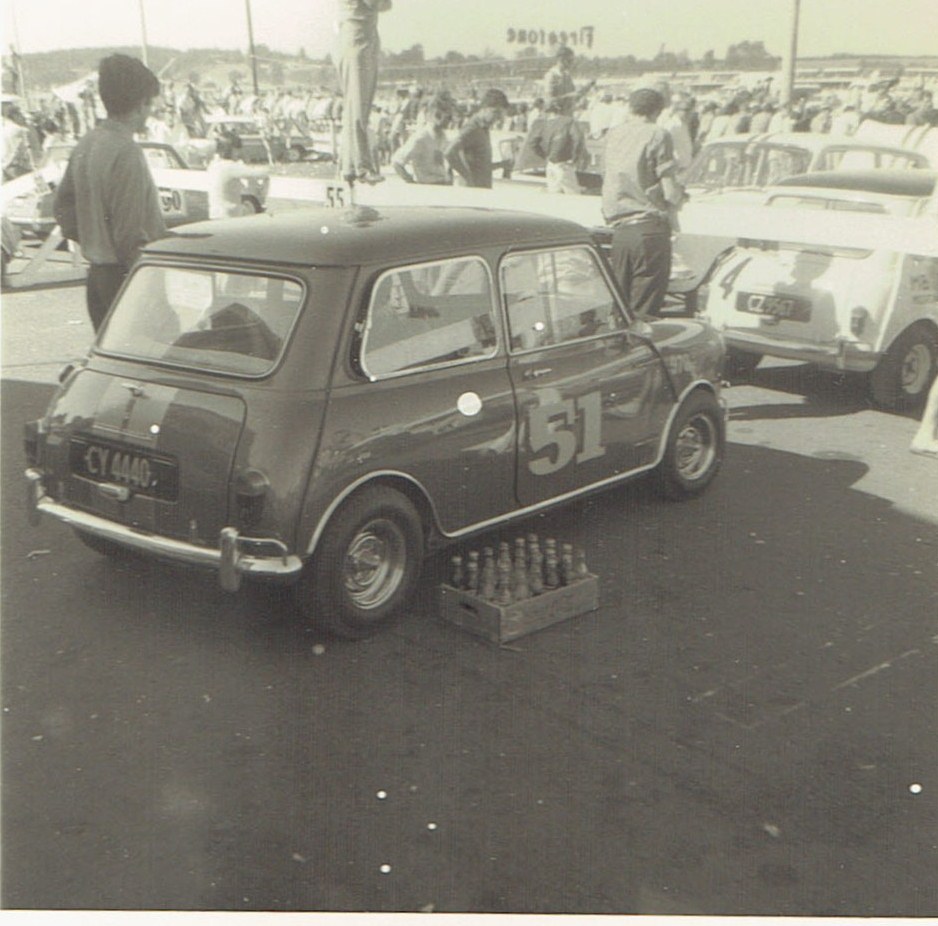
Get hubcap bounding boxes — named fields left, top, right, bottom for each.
left=900, top=343, right=933, bottom=395
left=343, top=518, right=407, bottom=610
left=675, top=413, right=718, bottom=481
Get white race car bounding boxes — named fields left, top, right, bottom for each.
left=699, top=168, right=938, bottom=410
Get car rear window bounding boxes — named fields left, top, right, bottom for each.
left=97, top=265, right=305, bottom=376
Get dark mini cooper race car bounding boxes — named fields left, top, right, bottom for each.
left=25, top=206, right=725, bottom=638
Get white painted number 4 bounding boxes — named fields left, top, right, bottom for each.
left=528, top=392, right=605, bottom=476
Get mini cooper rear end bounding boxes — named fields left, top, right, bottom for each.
left=26, top=206, right=725, bottom=638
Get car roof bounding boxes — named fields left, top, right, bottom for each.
left=772, top=169, right=937, bottom=197
left=144, top=205, right=593, bottom=266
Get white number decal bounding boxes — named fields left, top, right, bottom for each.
left=528, top=391, right=606, bottom=476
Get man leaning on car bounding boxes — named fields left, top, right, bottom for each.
left=54, top=54, right=167, bottom=332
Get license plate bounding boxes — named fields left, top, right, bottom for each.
left=736, top=291, right=811, bottom=321
left=69, top=437, right=178, bottom=501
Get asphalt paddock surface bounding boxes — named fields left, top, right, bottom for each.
left=2, top=364, right=937, bottom=914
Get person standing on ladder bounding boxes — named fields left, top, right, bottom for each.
left=337, top=0, right=392, bottom=186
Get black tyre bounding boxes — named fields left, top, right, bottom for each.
left=868, top=324, right=938, bottom=411
left=74, top=529, right=137, bottom=560
left=285, top=145, right=304, bottom=163
left=240, top=195, right=262, bottom=214
left=296, top=486, right=424, bottom=639
left=723, top=348, right=763, bottom=382
left=658, top=391, right=725, bottom=499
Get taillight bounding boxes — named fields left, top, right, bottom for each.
left=234, top=468, right=270, bottom=529
left=24, top=419, right=45, bottom=467
left=850, top=307, right=869, bottom=337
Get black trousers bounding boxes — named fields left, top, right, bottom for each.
left=608, top=215, right=672, bottom=318
left=86, top=263, right=127, bottom=332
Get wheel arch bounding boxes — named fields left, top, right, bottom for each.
left=302, top=471, right=441, bottom=560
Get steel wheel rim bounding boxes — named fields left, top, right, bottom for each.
left=343, top=518, right=407, bottom=610
left=900, top=343, right=932, bottom=395
left=675, top=413, right=717, bottom=481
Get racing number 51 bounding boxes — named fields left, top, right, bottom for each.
left=528, top=392, right=605, bottom=476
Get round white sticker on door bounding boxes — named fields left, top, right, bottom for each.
left=457, top=392, right=483, bottom=417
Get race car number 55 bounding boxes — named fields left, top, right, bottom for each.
left=528, top=392, right=605, bottom=475
left=324, top=183, right=349, bottom=208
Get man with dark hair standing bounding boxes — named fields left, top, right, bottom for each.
left=445, top=88, right=509, bottom=189
left=528, top=97, right=588, bottom=194
left=601, top=88, right=685, bottom=319
left=54, top=54, right=166, bottom=332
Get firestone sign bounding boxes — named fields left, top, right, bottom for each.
left=505, top=26, right=595, bottom=51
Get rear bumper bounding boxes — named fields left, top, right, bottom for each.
left=720, top=330, right=881, bottom=373
left=25, top=469, right=303, bottom=591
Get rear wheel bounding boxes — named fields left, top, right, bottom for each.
left=869, top=324, right=938, bottom=411
left=723, top=348, right=763, bottom=382
left=285, top=145, right=304, bottom=163
left=658, top=391, right=725, bottom=499
left=296, top=487, right=424, bottom=639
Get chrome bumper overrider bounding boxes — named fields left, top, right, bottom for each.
left=25, top=469, right=303, bottom=592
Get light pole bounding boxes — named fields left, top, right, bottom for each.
left=779, top=0, right=801, bottom=105
left=139, top=0, right=149, bottom=67
left=245, top=0, right=260, bottom=95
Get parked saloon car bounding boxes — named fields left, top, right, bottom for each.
left=1, top=141, right=268, bottom=236
left=203, top=114, right=322, bottom=164
left=25, top=207, right=725, bottom=638
left=670, top=131, right=934, bottom=309
left=700, top=169, right=938, bottom=410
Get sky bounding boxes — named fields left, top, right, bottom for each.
left=2, top=0, right=938, bottom=62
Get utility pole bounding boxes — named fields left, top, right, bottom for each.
left=8, top=0, right=29, bottom=105
left=139, top=0, right=149, bottom=67
left=779, top=0, right=801, bottom=105
left=245, top=0, right=260, bottom=95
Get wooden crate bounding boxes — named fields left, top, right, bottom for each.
left=438, top=575, right=599, bottom=644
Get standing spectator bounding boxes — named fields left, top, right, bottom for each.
left=601, top=88, right=685, bottom=319
left=337, top=0, right=392, bottom=184
left=542, top=46, right=593, bottom=117
left=206, top=131, right=269, bottom=219
left=543, top=45, right=577, bottom=116
left=659, top=94, right=695, bottom=181
left=391, top=96, right=452, bottom=185
left=445, top=88, right=509, bottom=189
left=831, top=103, right=860, bottom=135
left=53, top=54, right=166, bottom=332
left=528, top=97, right=588, bottom=194
left=749, top=103, right=774, bottom=134
left=809, top=105, right=833, bottom=134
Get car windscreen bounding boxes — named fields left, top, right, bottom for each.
left=685, top=142, right=749, bottom=188
left=97, top=264, right=306, bottom=376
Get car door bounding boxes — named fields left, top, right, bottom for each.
left=500, top=245, right=672, bottom=507
left=320, top=255, right=520, bottom=535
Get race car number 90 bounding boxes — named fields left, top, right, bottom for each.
left=158, top=188, right=184, bottom=215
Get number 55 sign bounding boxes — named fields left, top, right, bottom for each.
left=527, top=392, right=605, bottom=475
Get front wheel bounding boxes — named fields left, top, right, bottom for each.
left=658, top=391, right=725, bottom=499
left=285, top=145, right=304, bottom=163
left=868, top=324, right=938, bottom=411
left=295, top=486, right=424, bottom=639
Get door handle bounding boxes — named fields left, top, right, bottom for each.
left=523, top=367, right=553, bottom=380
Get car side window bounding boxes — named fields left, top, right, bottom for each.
left=501, top=247, right=625, bottom=352
left=360, top=256, right=498, bottom=378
